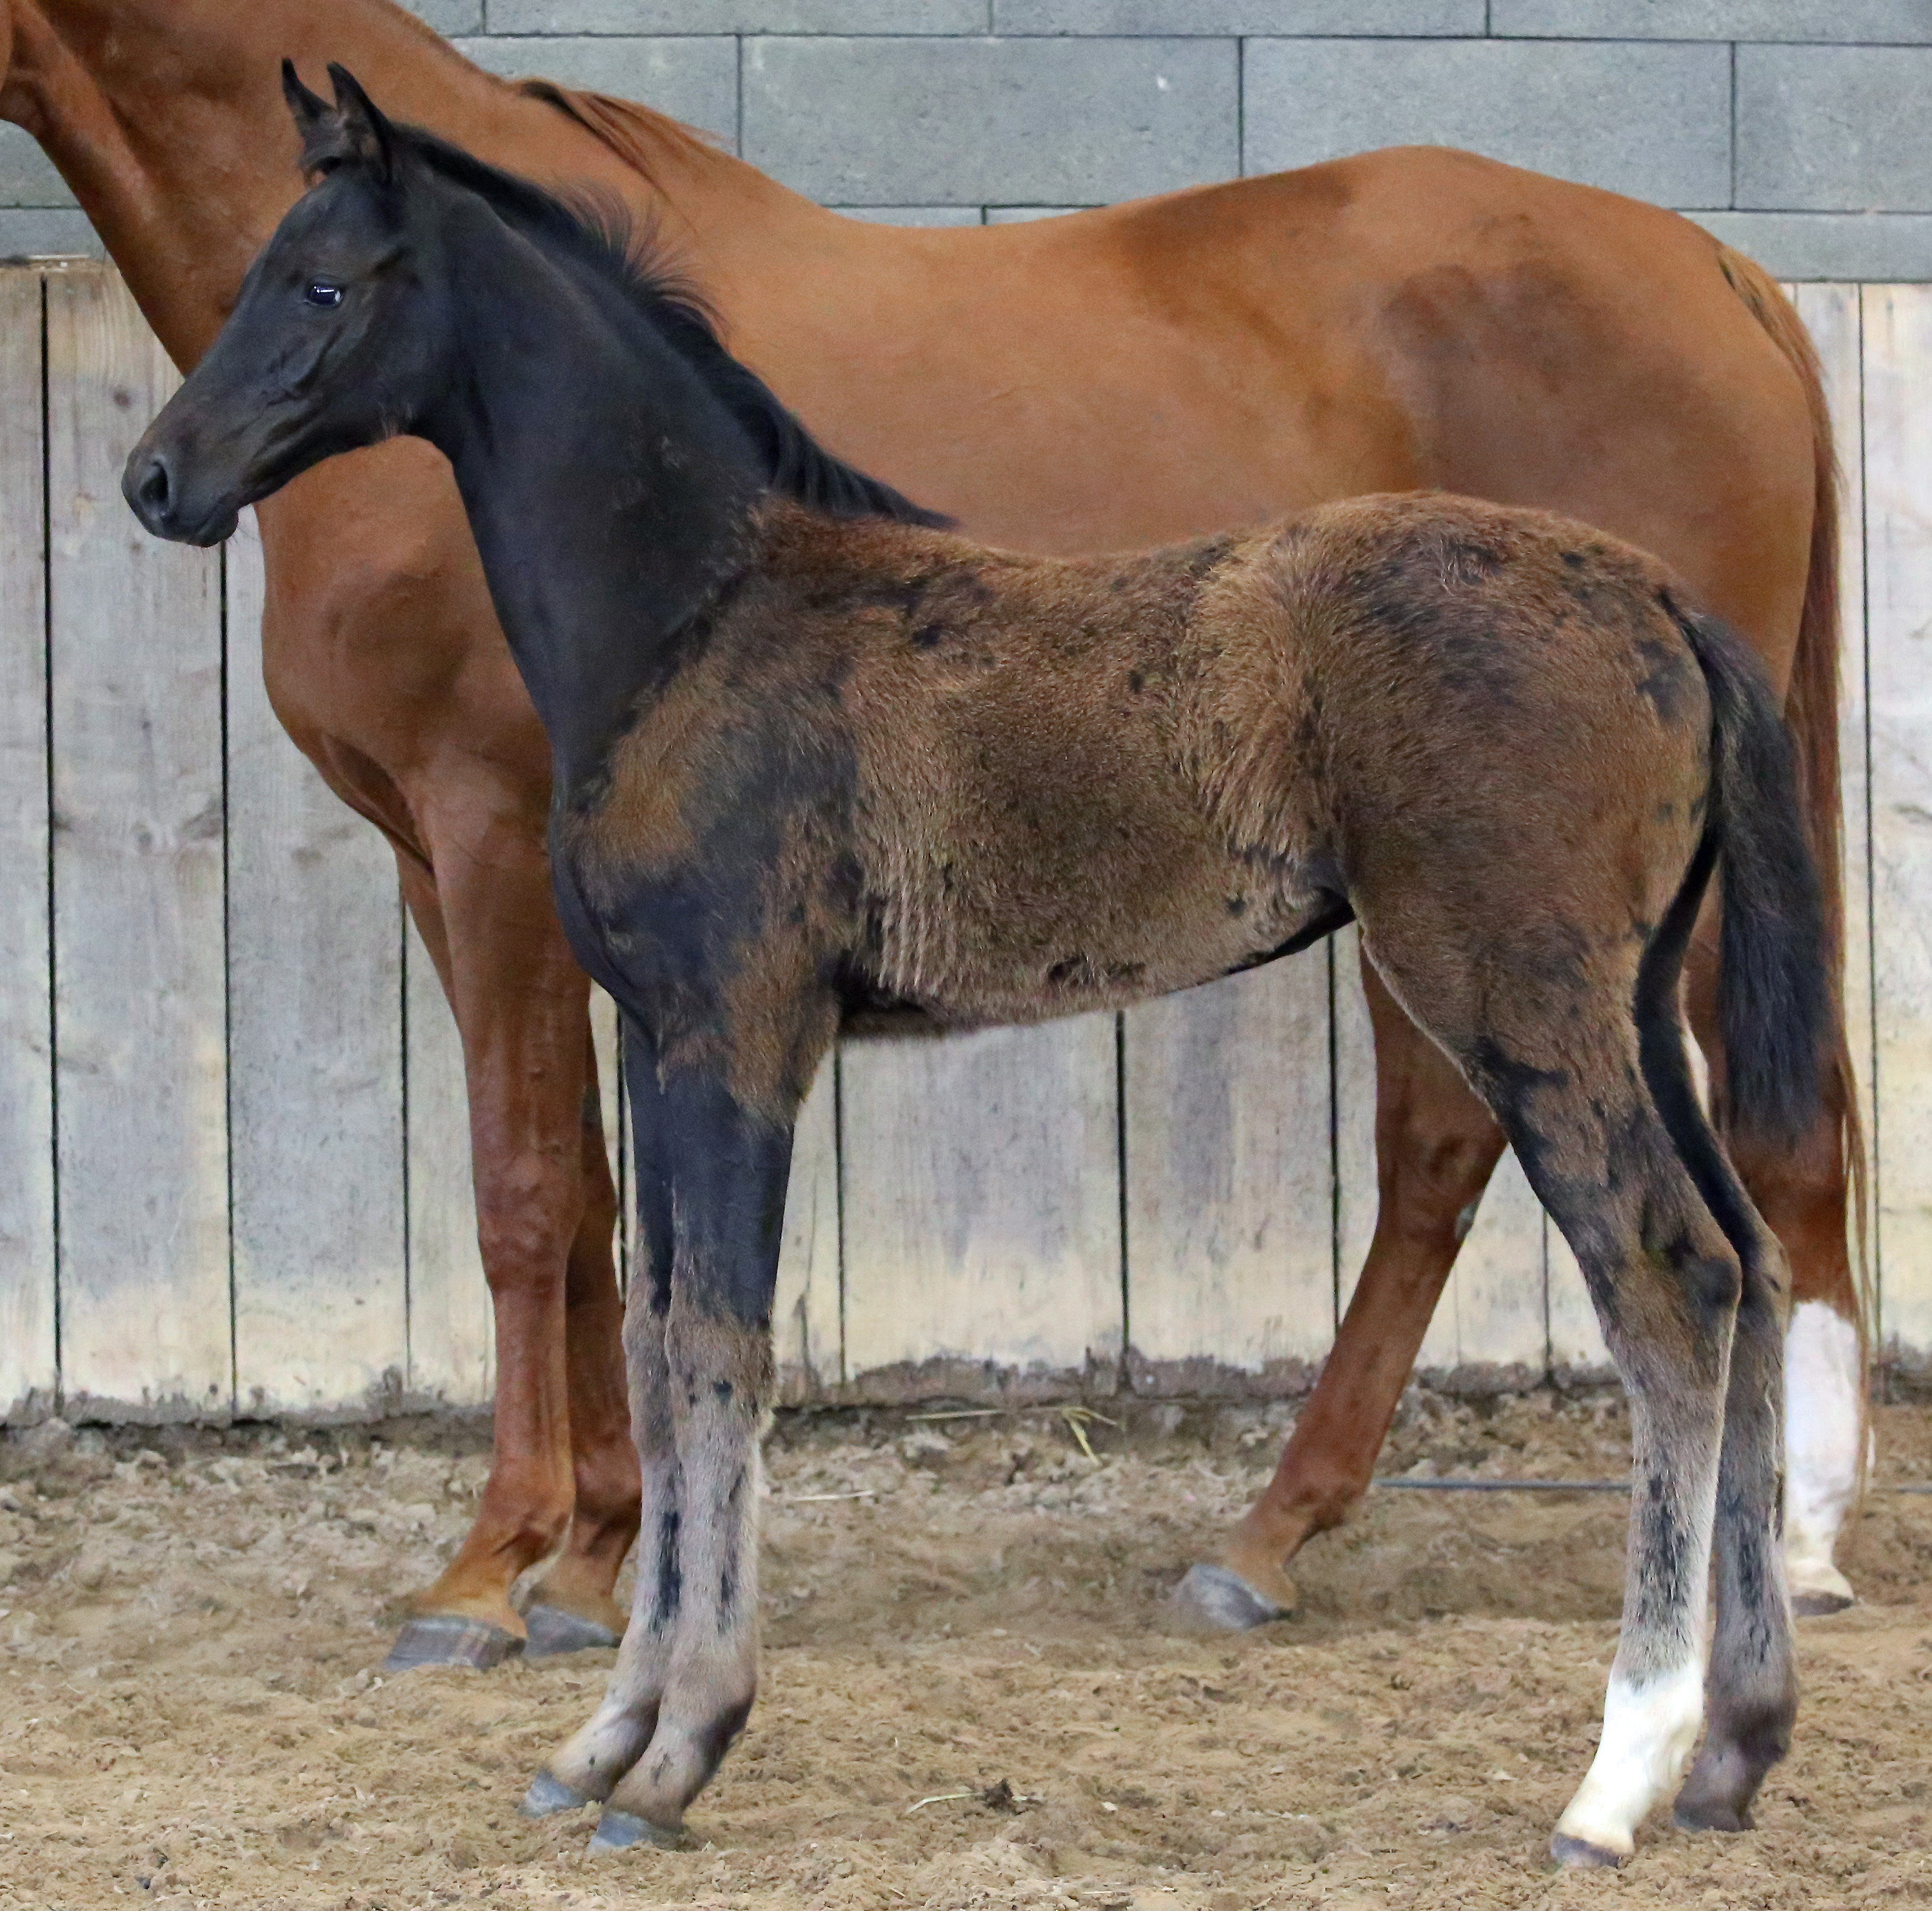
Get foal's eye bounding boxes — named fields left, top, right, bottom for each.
left=304, top=281, right=344, bottom=308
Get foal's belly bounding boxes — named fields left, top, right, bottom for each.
left=857, top=834, right=1341, bottom=1032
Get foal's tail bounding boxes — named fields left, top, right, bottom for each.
left=1675, top=603, right=1833, bottom=1148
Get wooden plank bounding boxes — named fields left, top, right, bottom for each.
left=839, top=1017, right=1121, bottom=1399
left=1862, top=284, right=1932, bottom=1366
left=1788, top=285, right=1876, bottom=1213
left=403, top=913, right=492, bottom=1410
left=0, top=269, right=55, bottom=1424
left=774, top=1054, right=841, bottom=1401
left=589, top=984, right=622, bottom=1290
left=225, top=510, right=408, bottom=1418
left=1333, top=928, right=1549, bottom=1386
left=1789, top=284, right=1878, bottom=1340
left=1121, top=959, right=1333, bottom=1396
left=1332, top=928, right=1375, bottom=1330
left=47, top=265, right=230, bottom=1422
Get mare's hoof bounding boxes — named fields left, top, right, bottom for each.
left=588, top=1808, right=686, bottom=1853
left=1791, top=1587, right=1855, bottom=1618
left=382, top=1616, right=522, bottom=1674
left=521, top=1772, right=592, bottom=1819
left=1170, top=1563, right=1291, bottom=1632
left=524, top=1603, right=622, bottom=1659
left=1549, top=1832, right=1626, bottom=1870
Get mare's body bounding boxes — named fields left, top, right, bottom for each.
left=130, top=85, right=1831, bottom=1868
left=1, top=0, right=1864, bottom=1661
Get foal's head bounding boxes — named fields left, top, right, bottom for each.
left=125, top=64, right=456, bottom=545
left=124, top=62, right=942, bottom=547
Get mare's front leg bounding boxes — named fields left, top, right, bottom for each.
left=386, top=847, right=639, bottom=1670
left=1179, top=959, right=1506, bottom=1628
left=529, top=1026, right=797, bottom=1850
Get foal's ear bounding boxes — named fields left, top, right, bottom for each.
left=322, top=62, right=397, bottom=185
left=284, top=58, right=347, bottom=179
left=281, top=59, right=331, bottom=141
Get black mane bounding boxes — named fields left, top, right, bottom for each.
left=389, top=122, right=949, bottom=530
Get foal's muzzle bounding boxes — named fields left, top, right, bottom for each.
left=121, top=441, right=240, bottom=548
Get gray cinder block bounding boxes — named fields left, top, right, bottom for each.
left=834, top=206, right=988, bottom=225
left=1737, top=45, right=1932, bottom=214
left=454, top=35, right=741, bottom=148
left=995, top=1, right=1480, bottom=31
left=1242, top=37, right=1731, bottom=209
left=1689, top=210, right=1932, bottom=281
left=743, top=35, right=1237, bottom=206
left=1492, top=1, right=1932, bottom=41
left=408, top=0, right=484, bottom=32
left=0, top=209, right=102, bottom=261
left=485, top=2, right=984, bottom=31
left=0, top=125, right=76, bottom=210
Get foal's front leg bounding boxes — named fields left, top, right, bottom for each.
left=529, top=1032, right=795, bottom=1850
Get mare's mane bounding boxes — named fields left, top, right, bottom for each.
left=388, top=121, right=947, bottom=528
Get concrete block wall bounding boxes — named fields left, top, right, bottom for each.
left=5, top=5, right=1932, bottom=274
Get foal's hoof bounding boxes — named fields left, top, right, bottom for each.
left=1549, top=1832, right=1627, bottom=1870
left=1790, top=1587, right=1855, bottom=1618
left=1170, top=1563, right=1292, bottom=1633
left=523, top=1603, right=622, bottom=1660
left=1674, top=1796, right=1753, bottom=1834
left=588, top=1807, right=686, bottom=1853
left=521, top=1772, right=593, bottom=1819
left=382, top=1616, right=522, bottom=1674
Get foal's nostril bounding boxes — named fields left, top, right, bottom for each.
left=135, top=454, right=173, bottom=520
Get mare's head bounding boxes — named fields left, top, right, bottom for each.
left=124, top=62, right=460, bottom=544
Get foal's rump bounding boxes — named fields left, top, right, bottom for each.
left=1193, top=492, right=1717, bottom=959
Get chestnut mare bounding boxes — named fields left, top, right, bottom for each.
left=0, top=0, right=1864, bottom=1665
left=130, top=79, right=1829, bottom=1863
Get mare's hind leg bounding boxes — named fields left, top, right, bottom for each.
left=1686, top=932, right=1863, bottom=1616
left=1182, top=960, right=1506, bottom=1627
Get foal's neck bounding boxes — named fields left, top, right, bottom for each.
left=421, top=217, right=764, bottom=797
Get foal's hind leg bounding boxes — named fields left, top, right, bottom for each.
left=1663, top=1105, right=1798, bottom=1832
left=1469, top=1046, right=1742, bottom=1867
left=1368, top=932, right=1740, bottom=1865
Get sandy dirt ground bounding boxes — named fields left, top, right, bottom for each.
left=1, top=1388, right=1929, bottom=1911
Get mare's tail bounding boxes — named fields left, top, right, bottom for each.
left=1675, top=606, right=1833, bottom=1150
left=1716, top=246, right=1871, bottom=1341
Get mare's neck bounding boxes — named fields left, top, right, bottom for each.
left=421, top=223, right=761, bottom=796
left=0, top=0, right=809, bottom=370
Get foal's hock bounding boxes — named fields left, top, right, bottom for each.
left=126, top=65, right=1828, bottom=1870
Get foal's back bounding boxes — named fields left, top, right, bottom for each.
left=582, top=491, right=1708, bottom=1046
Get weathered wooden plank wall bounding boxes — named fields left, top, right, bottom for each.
left=0, top=261, right=1925, bottom=1423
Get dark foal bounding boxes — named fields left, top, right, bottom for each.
left=128, top=71, right=1829, bottom=1868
